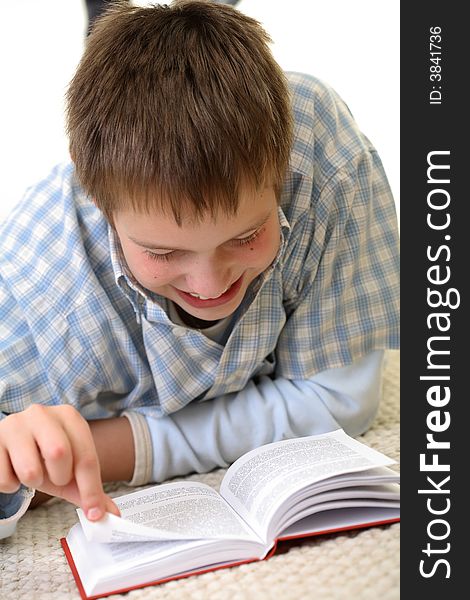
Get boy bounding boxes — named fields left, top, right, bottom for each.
left=0, top=0, right=399, bottom=539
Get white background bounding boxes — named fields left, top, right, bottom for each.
left=0, top=0, right=399, bottom=224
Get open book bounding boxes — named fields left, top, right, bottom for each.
left=61, top=429, right=400, bottom=599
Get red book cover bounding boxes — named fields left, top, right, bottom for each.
left=61, top=516, right=399, bottom=600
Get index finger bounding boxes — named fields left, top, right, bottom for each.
left=60, top=409, right=107, bottom=521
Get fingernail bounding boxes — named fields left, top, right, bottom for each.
left=87, top=507, right=102, bottom=521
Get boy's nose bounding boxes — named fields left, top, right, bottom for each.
left=185, top=258, right=235, bottom=299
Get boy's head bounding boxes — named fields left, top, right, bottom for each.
left=67, top=0, right=293, bottom=224
left=66, top=0, right=293, bottom=321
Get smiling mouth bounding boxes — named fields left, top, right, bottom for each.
left=174, top=275, right=244, bottom=308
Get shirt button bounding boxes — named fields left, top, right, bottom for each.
left=172, top=327, right=187, bottom=338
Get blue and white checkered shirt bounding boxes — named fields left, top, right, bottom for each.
left=0, top=74, right=399, bottom=532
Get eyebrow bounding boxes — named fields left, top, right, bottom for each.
left=129, top=212, right=272, bottom=251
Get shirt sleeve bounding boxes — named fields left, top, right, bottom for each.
left=0, top=487, right=35, bottom=540
left=124, top=349, right=385, bottom=484
left=0, top=273, right=55, bottom=413
left=0, top=276, right=41, bottom=538
left=277, top=150, right=399, bottom=379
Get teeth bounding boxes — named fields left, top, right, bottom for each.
left=188, top=286, right=229, bottom=300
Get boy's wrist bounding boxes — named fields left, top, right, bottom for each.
left=87, top=416, right=135, bottom=483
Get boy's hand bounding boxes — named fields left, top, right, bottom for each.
left=0, top=404, right=120, bottom=521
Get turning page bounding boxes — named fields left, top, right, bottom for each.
left=79, top=481, right=260, bottom=543
left=219, top=429, right=396, bottom=539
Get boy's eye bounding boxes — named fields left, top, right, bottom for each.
left=143, top=227, right=263, bottom=262
left=144, top=250, right=175, bottom=262
left=232, top=228, right=263, bottom=247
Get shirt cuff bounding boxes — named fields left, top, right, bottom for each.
left=0, top=486, right=35, bottom=540
left=121, top=411, right=153, bottom=486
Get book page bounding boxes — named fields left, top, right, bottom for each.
left=274, top=484, right=400, bottom=536
left=220, top=429, right=396, bottom=538
left=79, top=481, right=259, bottom=543
left=278, top=505, right=400, bottom=539
left=65, top=523, right=267, bottom=598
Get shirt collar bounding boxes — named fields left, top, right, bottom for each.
left=236, top=205, right=291, bottom=311
left=108, top=225, right=169, bottom=317
left=109, top=223, right=138, bottom=294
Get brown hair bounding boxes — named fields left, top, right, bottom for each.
left=66, top=0, right=293, bottom=224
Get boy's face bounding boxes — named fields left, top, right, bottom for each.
left=113, top=185, right=280, bottom=322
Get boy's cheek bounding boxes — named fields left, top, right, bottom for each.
left=253, top=231, right=281, bottom=267
left=126, top=252, right=177, bottom=287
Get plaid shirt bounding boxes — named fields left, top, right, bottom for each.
left=0, top=73, right=399, bottom=423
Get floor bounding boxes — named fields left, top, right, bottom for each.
left=0, top=0, right=399, bottom=224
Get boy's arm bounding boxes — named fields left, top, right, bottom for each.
left=0, top=349, right=383, bottom=537
left=124, top=350, right=385, bottom=483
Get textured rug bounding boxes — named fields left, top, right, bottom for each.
left=0, top=350, right=400, bottom=600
